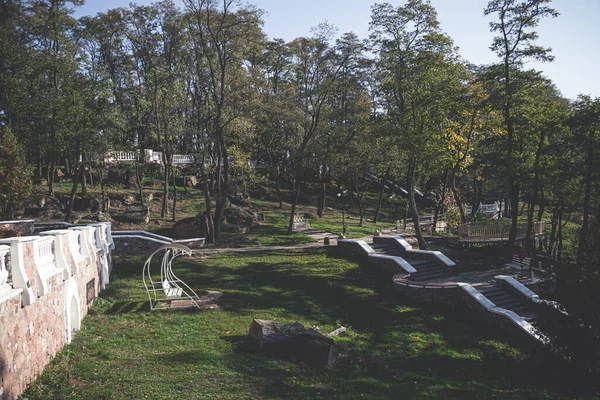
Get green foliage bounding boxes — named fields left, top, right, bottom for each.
left=0, top=127, right=32, bottom=219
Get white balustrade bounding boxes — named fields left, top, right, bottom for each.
left=172, top=154, right=194, bottom=164
left=69, top=227, right=97, bottom=265
left=32, top=236, right=61, bottom=297
left=88, top=224, right=110, bottom=289
left=151, top=151, right=163, bottom=163
left=0, top=245, right=10, bottom=290
left=40, top=230, right=73, bottom=281
left=33, top=237, right=55, bottom=271
left=106, top=151, right=137, bottom=162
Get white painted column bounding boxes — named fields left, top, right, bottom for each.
left=69, top=226, right=97, bottom=265
left=0, top=237, right=38, bottom=305
left=39, top=229, right=73, bottom=281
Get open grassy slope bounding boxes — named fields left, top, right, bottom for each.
left=23, top=250, right=598, bottom=399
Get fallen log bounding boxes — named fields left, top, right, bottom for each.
left=248, top=319, right=337, bottom=366
left=326, top=326, right=346, bottom=337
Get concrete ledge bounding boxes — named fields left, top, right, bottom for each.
left=405, top=249, right=456, bottom=267
left=495, top=275, right=541, bottom=303
left=368, top=253, right=416, bottom=274
left=112, top=230, right=173, bottom=242
left=337, top=239, right=375, bottom=256
left=0, top=288, right=23, bottom=304
left=372, top=235, right=412, bottom=252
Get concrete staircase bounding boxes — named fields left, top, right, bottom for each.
left=477, top=283, right=539, bottom=326
left=369, top=242, right=450, bottom=282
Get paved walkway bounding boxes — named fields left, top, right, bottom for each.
left=190, top=228, right=342, bottom=255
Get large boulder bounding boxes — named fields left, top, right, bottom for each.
left=123, top=205, right=150, bottom=223
left=224, top=205, right=253, bottom=226
left=222, top=205, right=253, bottom=233
left=172, top=213, right=212, bottom=239
left=172, top=216, right=202, bottom=239
left=175, top=176, right=198, bottom=187
left=73, top=195, right=101, bottom=213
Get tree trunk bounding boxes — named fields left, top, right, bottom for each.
left=171, top=167, right=178, bottom=222
left=450, top=170, right=466, bottom=223
left=136, top=162, right=145, bottom=207
left=275, top=169, right=283, bottom=209
left=433, top=169, right=449, bottom=231
left=317, top=177, right=326, bottom=218
left=81, top=169, right=88, bottom=195
left=48, top=158, right=56, bottom=196
left=161, top=163, right=170, bottom=219
left=200, top=160, right=215, bottom=244
left=408, top=160, right=426, bottom=249
left=287, top=176, right=299, bottom=234
left=356, top=185, right=364, bottom=226
left=373, top=173, right=387, bottom=224
left=64, top=166, right=84, bottom=222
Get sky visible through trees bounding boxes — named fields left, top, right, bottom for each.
left=75, top=0, right=600, bottom=100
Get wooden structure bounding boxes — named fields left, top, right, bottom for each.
left=457, top=220, right=546, bottom=245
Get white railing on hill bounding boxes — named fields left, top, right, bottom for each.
left=465, top=201, right=500, bottom=215
left=458, top=221, right=546, bottom=241
left=172, top=154, right=194, bottom=164
left=107, top=151, right=137, bottom=162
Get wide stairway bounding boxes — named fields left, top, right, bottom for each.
left=370, top=242, right=450, bottom=282
left=477, top=283, right=539, bottom=326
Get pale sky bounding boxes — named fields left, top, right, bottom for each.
left=76, top=0, right=600, bottom=100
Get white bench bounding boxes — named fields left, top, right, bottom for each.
left=292, top=215, right=310, bottom=231
left=505, top=254, right=532, bottom=272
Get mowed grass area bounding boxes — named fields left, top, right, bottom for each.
left=24, top=250, right=597, bottom=399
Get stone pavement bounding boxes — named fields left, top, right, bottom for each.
left=190, top=228, right=342, bottom=255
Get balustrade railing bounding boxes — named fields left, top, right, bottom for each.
left=150, top=151, right=163, bottom=163
left=107, top=151, right=137, bottom=162
left=0, top=245, right=11, bottom=290
left=172, top=154, right=194, bottom=164
left=458, top=220, right=547, bottom=241
left=32, top=236, right=56, bottom=278
left=68, top=231, right=84, bottom=261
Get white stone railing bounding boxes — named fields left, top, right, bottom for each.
left=40, top=230, right=74, bottom=280
left=106, top=150, right=137, bottom=162
left=105, top=149, right=194, bottom=165
left=33, top=236, right=62, bottom=296
left=0, top=245, right=10, bottom=290
left=150, top=151, right=163, bottom=163
left=68, top=230, right=85, bottom=266
left=172, top=154, right=194, bottom=164
left=33, top=237, right=55, bottom=271
left=69, top=227, right=97, bottom=265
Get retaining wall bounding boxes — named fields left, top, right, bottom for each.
left=0, top=222, right=113, bottom=400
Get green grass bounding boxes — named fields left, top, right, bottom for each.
left=23, top=250, right=598, bottom=399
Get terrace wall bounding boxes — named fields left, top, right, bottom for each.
left=0, top=223, right=113, bottom=400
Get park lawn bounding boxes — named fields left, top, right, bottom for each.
left=22, top=249, right=595, bottom=400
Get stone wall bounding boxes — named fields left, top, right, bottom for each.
left=0, top=222, right=113, bottom=400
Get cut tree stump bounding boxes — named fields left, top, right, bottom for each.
left=248, top=319, right=337, bottom=366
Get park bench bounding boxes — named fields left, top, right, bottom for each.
left=292, top=214, right=310, bottom=231
left=505, top=254, right=532, bottom=272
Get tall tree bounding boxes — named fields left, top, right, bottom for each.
left=184, top=0, right=264, bottom=239
left=484, top=0, right=558, bottom=249
left=370, top=0, right=459, bottom=249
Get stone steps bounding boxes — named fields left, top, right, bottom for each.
left=479, top=285, right=538, bottom=323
